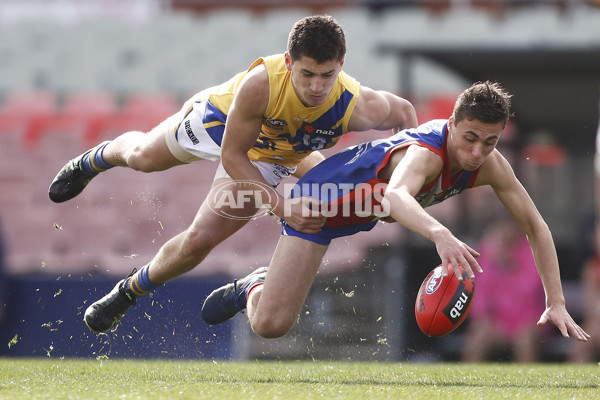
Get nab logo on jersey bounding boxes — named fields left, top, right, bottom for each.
left=315, top=128, right=336, bottom=136
left=301, top=122, right=340, bottom=137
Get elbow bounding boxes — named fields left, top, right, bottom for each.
left=382, top=187, right=418, bottom=219
left=399, top=99, right=418, bottom=130
left=388, top=99, right=417, bottom=134
left=383, top=186, right=403, bottom=202
left=524, top=215, right=552, bottom=240
left=220, top=146, right=239, bottom=175
left=381, top=190, right=400, bottom=218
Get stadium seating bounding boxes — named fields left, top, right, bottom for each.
left=0, top=2, right=596, bottom=363
left=48, top=92, right=118, bottom=153
left=0, top=91, right=57, bottom=148
left=85, top=92, right=179, bottom=145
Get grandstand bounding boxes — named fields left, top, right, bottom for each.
left=0, top=0, right=598, bottom=361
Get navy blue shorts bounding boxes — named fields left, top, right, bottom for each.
left=280, top=219, right=378, bottom=246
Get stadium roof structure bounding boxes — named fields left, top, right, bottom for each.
left=378, top=43, right=600, bottom=153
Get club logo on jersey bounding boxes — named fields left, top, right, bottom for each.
left=207, top=180, right=279, bottom=220
left=265, top=118, right=288, bottom=130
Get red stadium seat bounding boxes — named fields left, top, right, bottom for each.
left=62, top=92, right=118, bottom=115
left=85, top=92, right=179, bottom=145
left=0, top=91, right=56, bottom=115
left=0, top=91, right=57, bottom=157
left=122, top=92, right=179, bottom=117
left=417, top=93, right=459, bottom=122
left=24, top=92, right=118, bottom=152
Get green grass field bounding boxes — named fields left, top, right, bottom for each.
left=0, top=359, right=599, bottom=399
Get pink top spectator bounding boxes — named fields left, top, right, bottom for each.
left=469, top=219, right=545, bottom=339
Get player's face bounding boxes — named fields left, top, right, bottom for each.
left=285, top=53, right=344, bottom=108
left=447, top=116, right=503, bottom=173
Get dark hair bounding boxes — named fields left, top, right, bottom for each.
left=287, top=15, right=346, bottom=64
left=453, top=81, right=513, bottom=126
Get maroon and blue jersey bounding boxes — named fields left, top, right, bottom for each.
left=281, top=119, right=481, bottom=245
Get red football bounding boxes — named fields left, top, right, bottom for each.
left=415, top=264, right=475, bottom=337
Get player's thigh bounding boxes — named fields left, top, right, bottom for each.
left=189, top=177, right=263, bottom=244
left=205, top=177, right=265, bottom=218
left=258, top=236, right=328, bottom=321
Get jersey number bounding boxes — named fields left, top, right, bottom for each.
left=302, top=134, right=328, bottom=150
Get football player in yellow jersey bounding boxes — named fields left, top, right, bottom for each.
left=48, top=15, right=417, bottom=333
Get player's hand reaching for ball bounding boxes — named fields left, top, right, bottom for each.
left=537, top=303, right=591, bottom=342
left=432, top=227, right=482, bottom=280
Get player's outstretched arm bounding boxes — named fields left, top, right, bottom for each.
left=381, top=145, right=482, bottom=280
left=479, top=151, right=590, bottom=341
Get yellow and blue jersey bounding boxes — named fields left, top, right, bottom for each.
left=188, top=54, right=361, bottom=167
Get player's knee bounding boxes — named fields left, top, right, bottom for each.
left=179, top=229, right=219, bottom=259
left=126, top=148, right=156, bottom=172
left=250, top=314, right=294, bottom=339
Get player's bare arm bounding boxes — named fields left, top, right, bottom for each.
left=221, top=64, right=270, bottom=188
left=477, top=151, right=590, bottom=341
left=348, top=87, right=418, bottom=133
left=381, top=145, right=481, bottom=280
left=221, top=64, right=325, bottom=234
left=477, top=151, right=564, bottom=301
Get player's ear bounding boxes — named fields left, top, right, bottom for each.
left=339, top=56, right=345, bottom=68
left=284, top=53, right=292, bottom=71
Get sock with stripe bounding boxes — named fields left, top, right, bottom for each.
left=124, top=264, right=160, bottom=297
left=81, top=141, right=114, bottom=175
left=245, top=282, right=264, bottom=304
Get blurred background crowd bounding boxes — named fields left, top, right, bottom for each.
left=0, top=0, right=599, bottom=363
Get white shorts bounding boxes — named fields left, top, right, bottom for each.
left=165, top=98, right=222, bottom=163
left=164, top=94, right=296, bottom=187
left=214, top=160, right=296, bottom=187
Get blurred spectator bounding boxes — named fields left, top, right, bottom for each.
left=461, top=216, right=546, bottom=362
left=569, top=94, right=600, bottom=363
left=568, top=226, right=600, bottom=363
